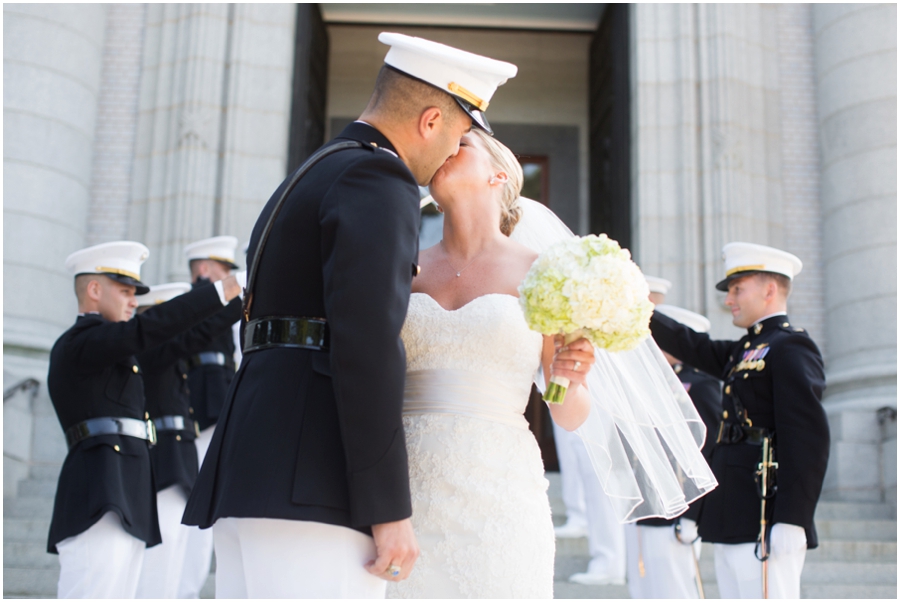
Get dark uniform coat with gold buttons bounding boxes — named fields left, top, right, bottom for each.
left=185, top=279, right=239, bottom=431
left=638, top=364, right=721, bottom=527
left=650, top=312, right=829, bottom=548
left=46, top=284, right=225, bottom=553
left=184, top=122, right=420, bottom=534
left=138, top=299, right=242, bottom=497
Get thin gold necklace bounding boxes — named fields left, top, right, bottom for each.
left=440, top=240, right=487, bottom=277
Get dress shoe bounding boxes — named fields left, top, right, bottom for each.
left=568, top=572, right=626, bottom=586
left=553, top=521, right=588, bottom=538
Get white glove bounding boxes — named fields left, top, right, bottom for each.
left=234, top=270, right=247, bottom=291
left=676, top=518, right=699, bottom=544
left=770, top=522, right=807, bottom=555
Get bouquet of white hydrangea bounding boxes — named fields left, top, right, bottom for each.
left=519, top=234, right=654, bottom=403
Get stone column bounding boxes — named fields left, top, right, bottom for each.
left=813, top=3, right=897, bottom=503
left=129, top=3, right=296, bottom=284
left=631, top=4, right=783, bottom=338
left=3, top=3, right=108, bottom=493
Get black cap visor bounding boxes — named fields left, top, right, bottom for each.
left=79, top=272, right=150, bottom=295
left=715, top=270, right=772, bottom=292
left=453, top=97, right=493, bottom=135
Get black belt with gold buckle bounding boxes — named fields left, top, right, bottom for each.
left=716, top=421, right=769, bottom=445
left=244, top=317, right=329, bottom=353
left=65, top=417, right=157, bottom=450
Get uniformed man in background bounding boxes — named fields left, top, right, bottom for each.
left=178, top=235, right=242, bottom=598
left=134, top=283, right=242, bottom=598
left=46, top=241, right=241, bottom=598
left=626, top=304, right=722, bottom=599
left=649, top=242, right=830, bottom=598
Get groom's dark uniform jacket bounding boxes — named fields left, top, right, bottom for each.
left=138, top=299, right=242, bottom=497
left=46, top=285, right=225, bottom=553
left=183, top=122, right=421, bottom=534
left=650, top=312, right=829, bottom=549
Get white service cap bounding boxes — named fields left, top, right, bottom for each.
left=655, top=304, right=712, bottom=334
left=184, top=236, right=239, bottom=269
left=136, top=282, right=191, bottom=307
left=378, top=32, right=517, bottom=135
left=65, top=241, right=151, bottom=295
left=716, top=242, right=802, bottom=291
left=645, top=276, right=673, bottom=296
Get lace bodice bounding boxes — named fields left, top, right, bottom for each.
left=402, top=293, right=543, bottom=398
left=388, top=293, right=554, bottom=599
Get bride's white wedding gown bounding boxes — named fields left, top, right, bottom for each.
left=387, top=292, right=555, bottom=599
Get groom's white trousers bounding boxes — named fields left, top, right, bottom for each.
left=214, top=517, right=386, bottom=598
left=553, top=422, right=626, bottom=580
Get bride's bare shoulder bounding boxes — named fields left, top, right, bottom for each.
left=504, top=237, right=540, bottom=266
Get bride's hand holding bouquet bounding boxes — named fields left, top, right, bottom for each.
left=519, top=234, right=654, bottom=403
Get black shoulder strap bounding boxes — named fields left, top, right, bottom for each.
left=242, top=140, right=366, bottom=322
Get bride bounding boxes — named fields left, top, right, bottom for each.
left=387, top=130, right=596, bottom=598
left=388, top=130, right=716, bottom=598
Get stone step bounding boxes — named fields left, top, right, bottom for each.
left=16, top=479, right=58, bottom=498
left=3, top=517, right=50, bottom=541
left=4, top=540, right=56, bottom=569
left=816, top=501, right=895, bottom=521
left=815, top=518, right=897, bottom=541
left=809, top=539, right=897, bottom=563
left=3, top=497, right=54, bottom=519
left=803, top=583, right=897, bottom=598
left=3, top=567, right=58, bottom=597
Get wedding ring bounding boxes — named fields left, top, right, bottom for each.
left=387, top=564, right=402, bottom=577
left=573, top=361, right=582, bottom=372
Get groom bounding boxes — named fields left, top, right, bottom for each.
left=182, top=32, right=517, bottom=597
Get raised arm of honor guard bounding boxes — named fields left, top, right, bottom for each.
left=320, top=151, right=421, bottom=527
left=70, top=277, right=241, bottom=371
left=770, top=333, right=829, bottom=530
left=139, top=298, right=242, bottom=371
left=650, top=311, right=735, bottom=379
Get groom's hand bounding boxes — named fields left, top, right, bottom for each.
left=366, top=518, right=419, bottom=581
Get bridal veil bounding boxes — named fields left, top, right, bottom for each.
left=511, top=197, right=718, bottom=522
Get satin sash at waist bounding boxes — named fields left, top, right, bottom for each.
left=403, top=369, right=531, bottom=431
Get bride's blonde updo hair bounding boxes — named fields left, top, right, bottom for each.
left=470, top=129, right=524, bottom=236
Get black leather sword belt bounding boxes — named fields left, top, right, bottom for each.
left=716, top=422, right=769, bottom=446
left=153, top=415, right=200, bottom=439
left=65, top=417, right=157, bottom=450
left=244, top=317, right=329, bottom=353
left=188, top=351, right=226, bottom=369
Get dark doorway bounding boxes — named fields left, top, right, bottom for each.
left=288, top=4, right=329, bottom=171
left=589, top=3, right=631, bottom=250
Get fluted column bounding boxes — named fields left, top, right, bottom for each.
left=813, top=3, right=897, bottom=502
left=129, top=3, right=296, bottom=284
left=3, top=3, right=107, bottom=353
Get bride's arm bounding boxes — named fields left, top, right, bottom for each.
left=541, top=335, right=593, bottom=431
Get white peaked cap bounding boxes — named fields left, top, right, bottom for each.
left=378, top=32, right=517, bottom=134
left=655, top=304, right=712, bottom=334
left=184, top=236, right=239, bottom=269
left=716, top=242, right=803, bottom=291
left=65, top=241, right=151, bottom=294
left=136, top=282, right=191, bottom=307
left=645, top=276, right=672, bottom=296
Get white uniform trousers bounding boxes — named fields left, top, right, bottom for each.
left=177, top=425, right=216, bottom=598
left=714, top=523, right=807, bottom=598
left=625, top=522, right=701, bottom=598
left=213, top=517, right=387, bottom=598
left=552, top=422, right=587, bottom=530
left=57, top=511, right=145, bottom=599
left=562, top=426, right=626, bottom=580
left=136, top=486, right=190, bottom=598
